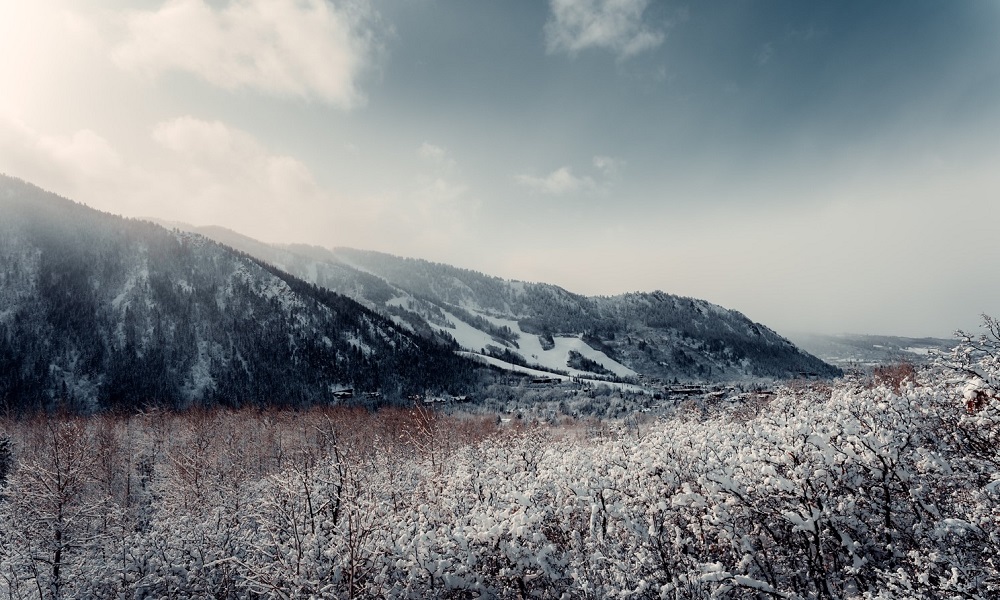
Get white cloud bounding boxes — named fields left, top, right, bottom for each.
left=411, top=143, right=475, bottom=238
left=516, top=156, right=621, bottom=195
left=0, top=115, right=326, bottom=236
left=414, top=176, right=470, bottom=231
left=545, top=0, right=664, bottom=60
left=0, top=116, right=125, bottom=193
left=153, top=117, right=271, bottom=166
left=516, top=166, right=595, bottom=195
left=114, top=0, right=380, bottom=108
left=148, top=116, right=331, bottom=240
left=417, top=142, right=445, bottom=161
left=38, top=129, right=124, bottom=178
left=148, top=118, right=479, bottom=252
left=0, top=2, right=113, bottom=127
left=592, top=155, right=623, bottom=176
left=0, top=112, right=480, bottom=254
left=417, top=142, right=456, bottom=170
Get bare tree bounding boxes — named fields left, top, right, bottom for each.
left=1, top=417, right=110, bottom=599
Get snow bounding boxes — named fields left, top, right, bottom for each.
left=4, top=351, right=1000, bottom=598
left=384, top=294, right=636, bottom=380
left=388, top=315, right=415, bottom=333
left=181, top=339, right=217, bottom=402
left=345, top=334, right=373, bottom=357
left=457, top=352, right=649, bottom=393
left=432, top=309, right=507, bottom=350
left=487, top=315, right=633, bottom=376
left=386, top=295, right=411, bottom=310
left=437, top=311, right=635, bottom=376
left=112, top=265, right=150, bottom=311
left=551, top=335, right=635, bottom=377
left=458, top=352, right=572, bottom=381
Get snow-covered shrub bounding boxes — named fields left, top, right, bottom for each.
left=1, top=320, right=999, bottom=598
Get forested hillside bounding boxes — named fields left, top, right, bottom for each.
left=152, top=225, right=838, bottom=383
left=333, top=248, right=841, bottom=380
left=0, top=175, right=482, bottom=414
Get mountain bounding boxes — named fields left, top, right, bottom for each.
left=787, top=333, right=955, bottom=368
left=0, top=175, right=483, bottom=414
left=158, top=224, right=839, bottom=383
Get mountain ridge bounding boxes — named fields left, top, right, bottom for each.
left=152, top=223, right=839, bottom=382
left=0, top=174, right=483, bottom=414
left=0, top=173, right=838, bottom=411
left=787, top=332, right=956, bottom=368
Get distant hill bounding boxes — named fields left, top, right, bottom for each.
left=787, top=333, right=956, bottom=368
left=0, top=175, right=482, bottom=414
left=157, top=223, right=840, bottom=383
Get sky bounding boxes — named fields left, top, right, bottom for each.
left=1, top=0, right=999, bottom=338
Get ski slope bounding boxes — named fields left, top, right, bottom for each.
left=425, top=308, right=637, bottom=379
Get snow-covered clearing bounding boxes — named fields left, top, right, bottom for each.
left=483, top=314, right=636, bottom=377
left=457, top=352, right=649, bottom=394
left=424, top=308, right=635, bottom=379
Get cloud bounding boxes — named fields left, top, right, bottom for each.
left=411, top=143, right=475, bottom=239
left=0, top=116, right=125, bottom=192
left=545, top=0, right=664, bottom=60
left=755, top=42, right=774, bottom=66
left=414, top=144, right=464, bottom=204
left=152, top=116, right=281, bottom=168
left=39, top=129, right=123, bottom=178
left=592, top=155, right=624, bottom=176
left=148, top=116, right=331, bottom=240
left=516, top=166, right=595, bottom=195
left=516, top=156, right=621, bottom=195
left=417, top=142, right=456, bottom=170
left=413, top=176, right=469, bottom=230
left=0, top=115, right=323, bottom=237
left=113, top=0, right=380, bottom=108
left=0, top=113, right=480, bottom=256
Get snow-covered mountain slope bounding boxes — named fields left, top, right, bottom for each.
left=0, top=175, right=483, bottom=413
left=167, top=226, right=839, bottom=382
